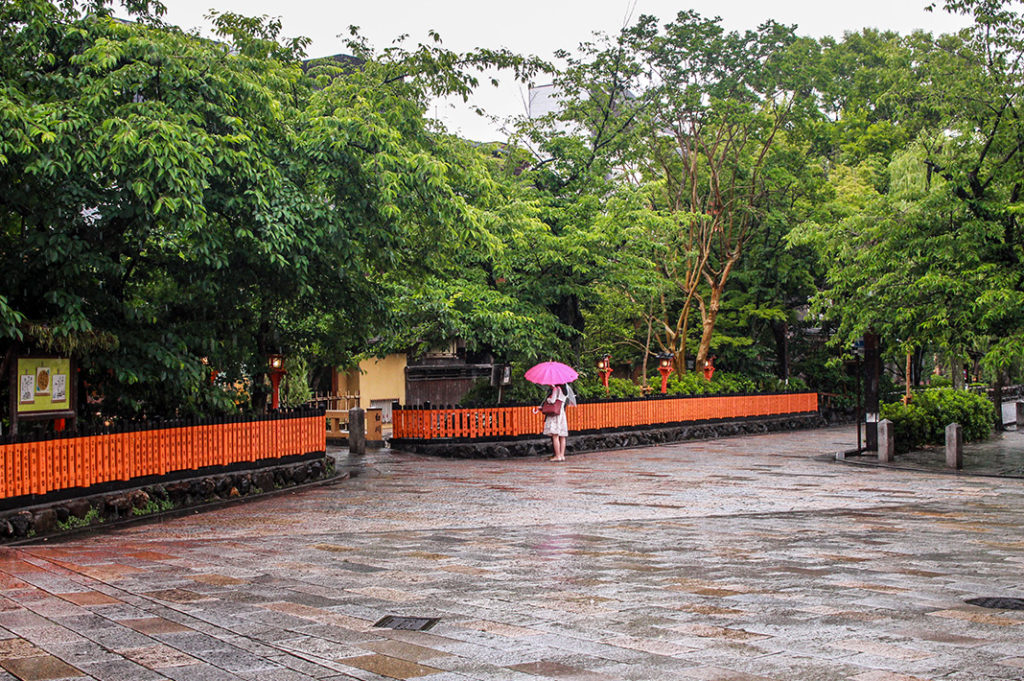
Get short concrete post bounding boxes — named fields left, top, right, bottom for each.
left=348, top=407, right=366, bottom=455
left=1017, top=401, right=1024, bottom=428
left=877, top=419, right=895, bottom=463
left=945, top=422, right=963, bottom=469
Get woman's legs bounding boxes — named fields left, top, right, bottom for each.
left=551, top=435, right=565, bottom=460
left=549, top=434, right=566, bottom=460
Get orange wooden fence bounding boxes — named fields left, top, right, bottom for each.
left=0, top=410, right=325, bottom=501
left=392, top=393, right=818, bottom=441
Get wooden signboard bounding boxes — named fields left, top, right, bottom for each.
left=9, top=356, right=76, bottom=435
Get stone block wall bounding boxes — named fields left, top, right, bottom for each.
left=1, top=456, right=335, bottom=544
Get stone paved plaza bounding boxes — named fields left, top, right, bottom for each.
left=0, top=425, right=1022, bottom=680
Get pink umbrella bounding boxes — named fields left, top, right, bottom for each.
left=524, top=361, right=578, bottom=385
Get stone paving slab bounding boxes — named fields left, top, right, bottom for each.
left=0, top=426, right=1022, bottom=680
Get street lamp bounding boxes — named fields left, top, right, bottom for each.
left=267, top=353, right=286, bottom=410
left=201, top=356, right=218, bottom=384
left=702, top=354, right=716, bottom=381
left=595, top=354, right=612, bottom=392
left=656, top=353, right=674, bottom=394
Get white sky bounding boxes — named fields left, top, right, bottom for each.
left=158, top=1, right=973, bottom=141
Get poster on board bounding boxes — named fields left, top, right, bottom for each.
left=52, top=373, right=67, bottom=403
left=19, top=374, right=34, bottom=404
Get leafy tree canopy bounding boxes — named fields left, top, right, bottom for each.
left=0, top=0, right=546, bottom=418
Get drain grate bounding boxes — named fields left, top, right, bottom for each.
left=965, top=597, right=1024, bottom=611
left=373, top=615, right=439, bottom=631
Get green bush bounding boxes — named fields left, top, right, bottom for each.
left=56, top=507, right=102, bottom=531
left=466, top=368, right=816, bottom=406
left=757, top=376, right=810, bottom=393
left=574, top=377, right=643, bottom=400
left=647, top=370, right=763, bottom=396
left=280, top=356, right=312, bottom=408
left=879, top=401, right=933, bottom=453
left=710, top=372, right=758, bottom=394
left=458, top=373, right=551, bottom=406
left=131, top=498, right=175, bottom=517
left=655, top=372, right=712, bottom=396
left=928, top=375, right=952, bottom=388
left=881, top=388, right=995, bottom=453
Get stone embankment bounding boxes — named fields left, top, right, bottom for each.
left=0, top=456, right=335, bottom=544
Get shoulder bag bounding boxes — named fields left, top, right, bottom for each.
left=540, top=400, right=562, bottom=416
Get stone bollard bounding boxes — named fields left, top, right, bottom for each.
left=348, top=407, right=366, bottom=455
left=877, top=419, right=895, bottom=463
left=1017, top=401, right=1023, bottom=428
left=945, top=422, right=963, bottom=469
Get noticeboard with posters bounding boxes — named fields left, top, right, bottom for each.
left=11, top=356, right=76, bottom=420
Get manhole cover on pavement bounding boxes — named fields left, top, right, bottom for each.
left=965, top=597, right=1024, bottom=611
left=373, top=616, right=439, bottom=631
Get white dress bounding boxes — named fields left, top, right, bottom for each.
left=542, top=388, right=569, bottom=437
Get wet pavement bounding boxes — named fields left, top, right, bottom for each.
left=1, top=425, right=1023, bottom=681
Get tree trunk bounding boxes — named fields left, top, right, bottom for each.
left=904, top=352, right=912, bottom=404
left=695, top=285, right=723, bottom=366
left=911, top=347, right=924, bottom=387
left=772, top=320, right=789, bottom=381
left=556, top=294, right=586, bottom=357
left=993, top=372, right=1005, bottom=432
left=951, top=357, right=965, bottom=390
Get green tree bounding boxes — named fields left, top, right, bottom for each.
left=791, top=3, right=1024, bottom=390
left=525, top=11, right=819, bottom=375
left=0, top=0, right=544, bottom=419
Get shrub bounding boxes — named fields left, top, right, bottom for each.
left=649, top=370, right=761, bottom=396
left=574, top=377, right=643, bottom=400
left=131, top=498, right=174, bottom=517
left=605, top=377, right=645, bottom=399
left=757, top=376, right=810, bottom=393
left=56, top=507, right=102, bottom=532
left=881, top=388, right=995, bottom=452
left=879, top=401, right=933, bottom=453
left=458, top=374, right=547, bottom=406
left=659, top=371, right=712, bottom=396
left=710, top=372, right=758, bottom=394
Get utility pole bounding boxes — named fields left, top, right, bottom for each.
left=864, top=331, right=880, bottom=451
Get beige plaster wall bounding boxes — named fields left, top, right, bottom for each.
left=356, top=354, right=406, bottom=409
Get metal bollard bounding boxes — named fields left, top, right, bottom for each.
left=1016, top=401, right=1023, bottom=428
left=348, top=407, right=366, bottom=455
left=945, top=422, right=963, bottom=469
left=877, top=419, right=895, bottom=463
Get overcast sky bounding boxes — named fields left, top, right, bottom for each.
left=158, top=1, right=973, bottom=141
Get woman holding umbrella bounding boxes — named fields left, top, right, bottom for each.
left=525, top=362, right=578, bottom=462
left=541, top=384, right=571, bottom=460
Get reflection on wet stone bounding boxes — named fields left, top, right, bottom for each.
left=0, top=426, right=1019, bottom=679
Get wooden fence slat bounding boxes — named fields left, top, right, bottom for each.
left=391, top=393, right=820, bottom=441
left=0, top=413, right=324, bottom=502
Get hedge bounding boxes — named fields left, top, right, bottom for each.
left=880, top=388, right=996, bottom=453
